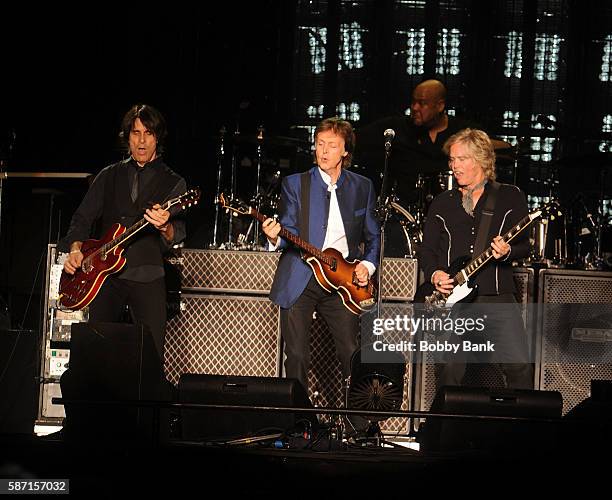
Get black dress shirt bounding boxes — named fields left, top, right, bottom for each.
left=418, top=182, right=530, bottom=295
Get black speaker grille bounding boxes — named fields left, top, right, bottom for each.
left=539, top=270, right=612, bottom=414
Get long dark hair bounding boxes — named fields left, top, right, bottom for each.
left=119, top=104, right=167, bottom=153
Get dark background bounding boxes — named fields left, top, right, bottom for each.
left=1, top=1, right=611, bottom=331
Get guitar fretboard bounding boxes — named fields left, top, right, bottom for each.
left=85, top=198, right=178, bottom=263
left=454, top=211, right=536, bottom=286
left=249, top=209, right=334, bottom=266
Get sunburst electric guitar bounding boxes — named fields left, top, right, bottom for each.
left=59, top=188, right=201, bottom=310
left=219, top=193, right=376, bottom=315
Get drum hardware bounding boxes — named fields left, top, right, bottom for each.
left=387, top=199, right=422, bottom=258
left=437, top=170, right=454, bottom=191
left=344, top=345, right=406, bottom=444
left=211, top=126, right=227, bottom=249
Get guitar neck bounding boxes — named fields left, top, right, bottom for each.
left=101, top=217, right=150, bottom=255
left=100, top=198, right=175, bottom=255
left=248, top=208, right=333, bottom=265
left=455, top=212, right=534, bottom=284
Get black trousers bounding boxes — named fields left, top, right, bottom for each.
left=88, top=276, right=167, bottom=361
left=436, top=293, right=534, bottom=390
left=280, top=276, right=360, bottom=393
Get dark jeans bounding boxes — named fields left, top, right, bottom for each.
left=436, top=293, right=534, bottom=390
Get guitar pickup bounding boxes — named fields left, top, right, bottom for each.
left=330, top=258, right=337, bottom=272
left=359, top=298, right=375, bottom=308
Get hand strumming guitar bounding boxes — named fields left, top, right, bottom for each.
left=64, top=243, right=84, bottom=275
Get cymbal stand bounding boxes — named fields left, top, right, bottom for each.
left=591, top=169, right=608, bottom=269
left=210, top=126, right=226, bottom=249
left=513, top=136, right=528, bottom=186
left=0, top=160, right=4, bottom=244
left=224, top=128, right=240, bottom=249
left=252, top=125, right=265, bottom=249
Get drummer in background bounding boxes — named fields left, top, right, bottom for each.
left=355, top=79, right=479, bottom=204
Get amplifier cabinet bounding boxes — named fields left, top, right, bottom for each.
left=537, top=269, right=612, bottom=414
left=164, top=294, right=281, bottom=385
left=168, top=249, right=418, bottom=301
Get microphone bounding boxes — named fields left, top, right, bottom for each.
left=384, top=129, right=395, bottom=151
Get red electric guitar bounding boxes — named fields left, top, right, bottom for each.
left=219, top=193, right=376, bottom=315
left=59, top=188, right=201, bottom=310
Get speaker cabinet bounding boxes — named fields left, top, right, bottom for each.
left=414, top=267, right=536, bottom=425
left=0, top=329, right=38, bottom=434
left=61, top=322, right=168, bottom=441
left=178, top=374, right=314, bottom=441
left=537, top=269, right=612, bottom=414
left=164, top=294, right=281, bottom=385
left=419, top=385, right=562, bottom=452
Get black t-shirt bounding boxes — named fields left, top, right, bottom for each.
left=355, top=114, right=477, bottom=204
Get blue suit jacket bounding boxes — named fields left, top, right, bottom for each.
left=269, top=166, right=381, bottom=309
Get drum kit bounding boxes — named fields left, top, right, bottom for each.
left=501, top=148, right=612, bottom=270
left=210, top=124, right=310, bottom=250
left=210, top=125, right=611, bottom=270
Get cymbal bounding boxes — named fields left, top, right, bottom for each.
left=490, top=138, right=512, bottom=150
left=495, top=145, right=548, bottom=159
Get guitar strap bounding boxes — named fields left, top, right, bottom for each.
left=299, top=171, right=311, bottom=240
left=473, top=181, right=500, bottom=256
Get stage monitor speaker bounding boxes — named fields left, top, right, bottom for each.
left=178, top=374, right=316, bottom=442
left=0, top=329, right=38, bottom=434
left=561, top=380, right=612, bottom=454
left=61, top=322, right=170, bottom=442
left=419, top=385, right=562, bottom=452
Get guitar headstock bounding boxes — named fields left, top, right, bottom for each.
left=167, top=188, right=201, bottom=211
left=532, top=200, right=563, bottom=221
left=218, top=193, right=253, bottom=216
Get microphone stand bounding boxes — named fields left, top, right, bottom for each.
left=375, top=140, right=393, bottom=318
left=211, top=126, right=226, bottom=248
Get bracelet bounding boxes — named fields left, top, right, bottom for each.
left=69, top=250, right=82, bottom=254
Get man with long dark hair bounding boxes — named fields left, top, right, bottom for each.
left=60, top=104, right=186, bottom=361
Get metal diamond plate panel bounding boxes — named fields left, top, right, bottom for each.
left=538, top=269, right=612, bottom=415
left=415, top=267, right=535, bottom=428
left=164, top=295, right=280, bottom=385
